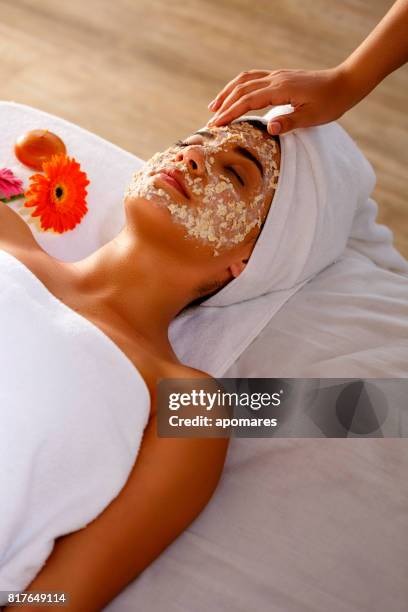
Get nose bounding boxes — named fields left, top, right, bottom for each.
left=175, top=146, right=206, bottom=176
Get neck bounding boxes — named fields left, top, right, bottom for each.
left=63, top=225, right=194, bottom=356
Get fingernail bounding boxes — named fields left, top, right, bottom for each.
left=208, top=100, right=215, bottom=109
left=268, top=121, right=281, bottom=135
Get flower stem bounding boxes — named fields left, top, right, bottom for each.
left=0, top=193, right=25, bottom=203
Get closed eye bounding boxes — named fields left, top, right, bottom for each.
left=225, top=166, right=244, bottom=186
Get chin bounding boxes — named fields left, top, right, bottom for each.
left=126, top=199, right=216, bottom=261
left=124, top=191, right=172, bottom=218
left=125, top=191, right=185, bottom=240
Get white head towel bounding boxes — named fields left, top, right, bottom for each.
left=169, top=107, right=408, bottom=376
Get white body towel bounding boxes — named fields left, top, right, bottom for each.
left=0, top=249, right=150, bottom=601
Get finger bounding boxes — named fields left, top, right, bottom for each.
left=208, top=82, right=295, bottom=127
left=209, top=70, right=270, bottom=112
left=207, top=89, right=272, bottom=126
left=213, top=77, right=271, bottom=118
left=267, top=110, right=308, bottom=135
left=208, top=70, right=270, bottom=112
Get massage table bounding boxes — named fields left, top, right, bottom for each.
left=1, top=101, right=407, bottom=611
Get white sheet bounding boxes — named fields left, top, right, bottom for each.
left=226, top=247, right=408, bottom=378
left=105, top=437, right=408, bottom=612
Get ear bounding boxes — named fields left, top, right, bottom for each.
left=229, top=258, right=249, bottom=278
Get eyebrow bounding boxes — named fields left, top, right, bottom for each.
left=195, top=129, right=264, bottom=178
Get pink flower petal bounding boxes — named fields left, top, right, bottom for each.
left=0, top=168, right=24, bottom=199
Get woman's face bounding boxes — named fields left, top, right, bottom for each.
left=124, top=122, right=280, bottom=257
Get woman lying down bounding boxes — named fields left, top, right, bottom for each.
left=3, top=109, right=403, bottom=609
left=0, top=119, right=281, bottom=610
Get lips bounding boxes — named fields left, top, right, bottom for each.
left=156, top=168, right=190, bottom=199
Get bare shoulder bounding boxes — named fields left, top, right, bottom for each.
left=160, top=362, right=219, bottom=389
left=156, top=358, right=216, bottom=382
left=173, top=363, right=214, bottom=381
left=0, top=203, right=39, bottom=250
left=149, top=361, right=220, bottom=419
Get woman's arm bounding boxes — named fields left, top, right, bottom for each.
left=207, top=0, right=408, bottom=134
left=340, top=0, right=408, bottom=99
left=5, top=404, right=229, bottom=611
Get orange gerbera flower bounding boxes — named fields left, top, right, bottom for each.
left=24, top=154, right=90, bottom=233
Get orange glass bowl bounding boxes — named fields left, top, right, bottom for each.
left=15, top=129, right=67, bottom=171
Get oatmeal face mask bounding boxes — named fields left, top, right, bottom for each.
left=124, top=122, right=280, bottom=256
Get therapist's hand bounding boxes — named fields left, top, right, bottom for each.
left=207, top=66, right=355, bottom=135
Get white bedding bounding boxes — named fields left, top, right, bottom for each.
left=226, top=247, right=408, bottom=378
left=106, top=437, right=408, bottom=612
left=1, top=101, right=407, bottom=611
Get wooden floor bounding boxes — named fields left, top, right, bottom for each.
left=1, top=0, right=407, bottom=257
